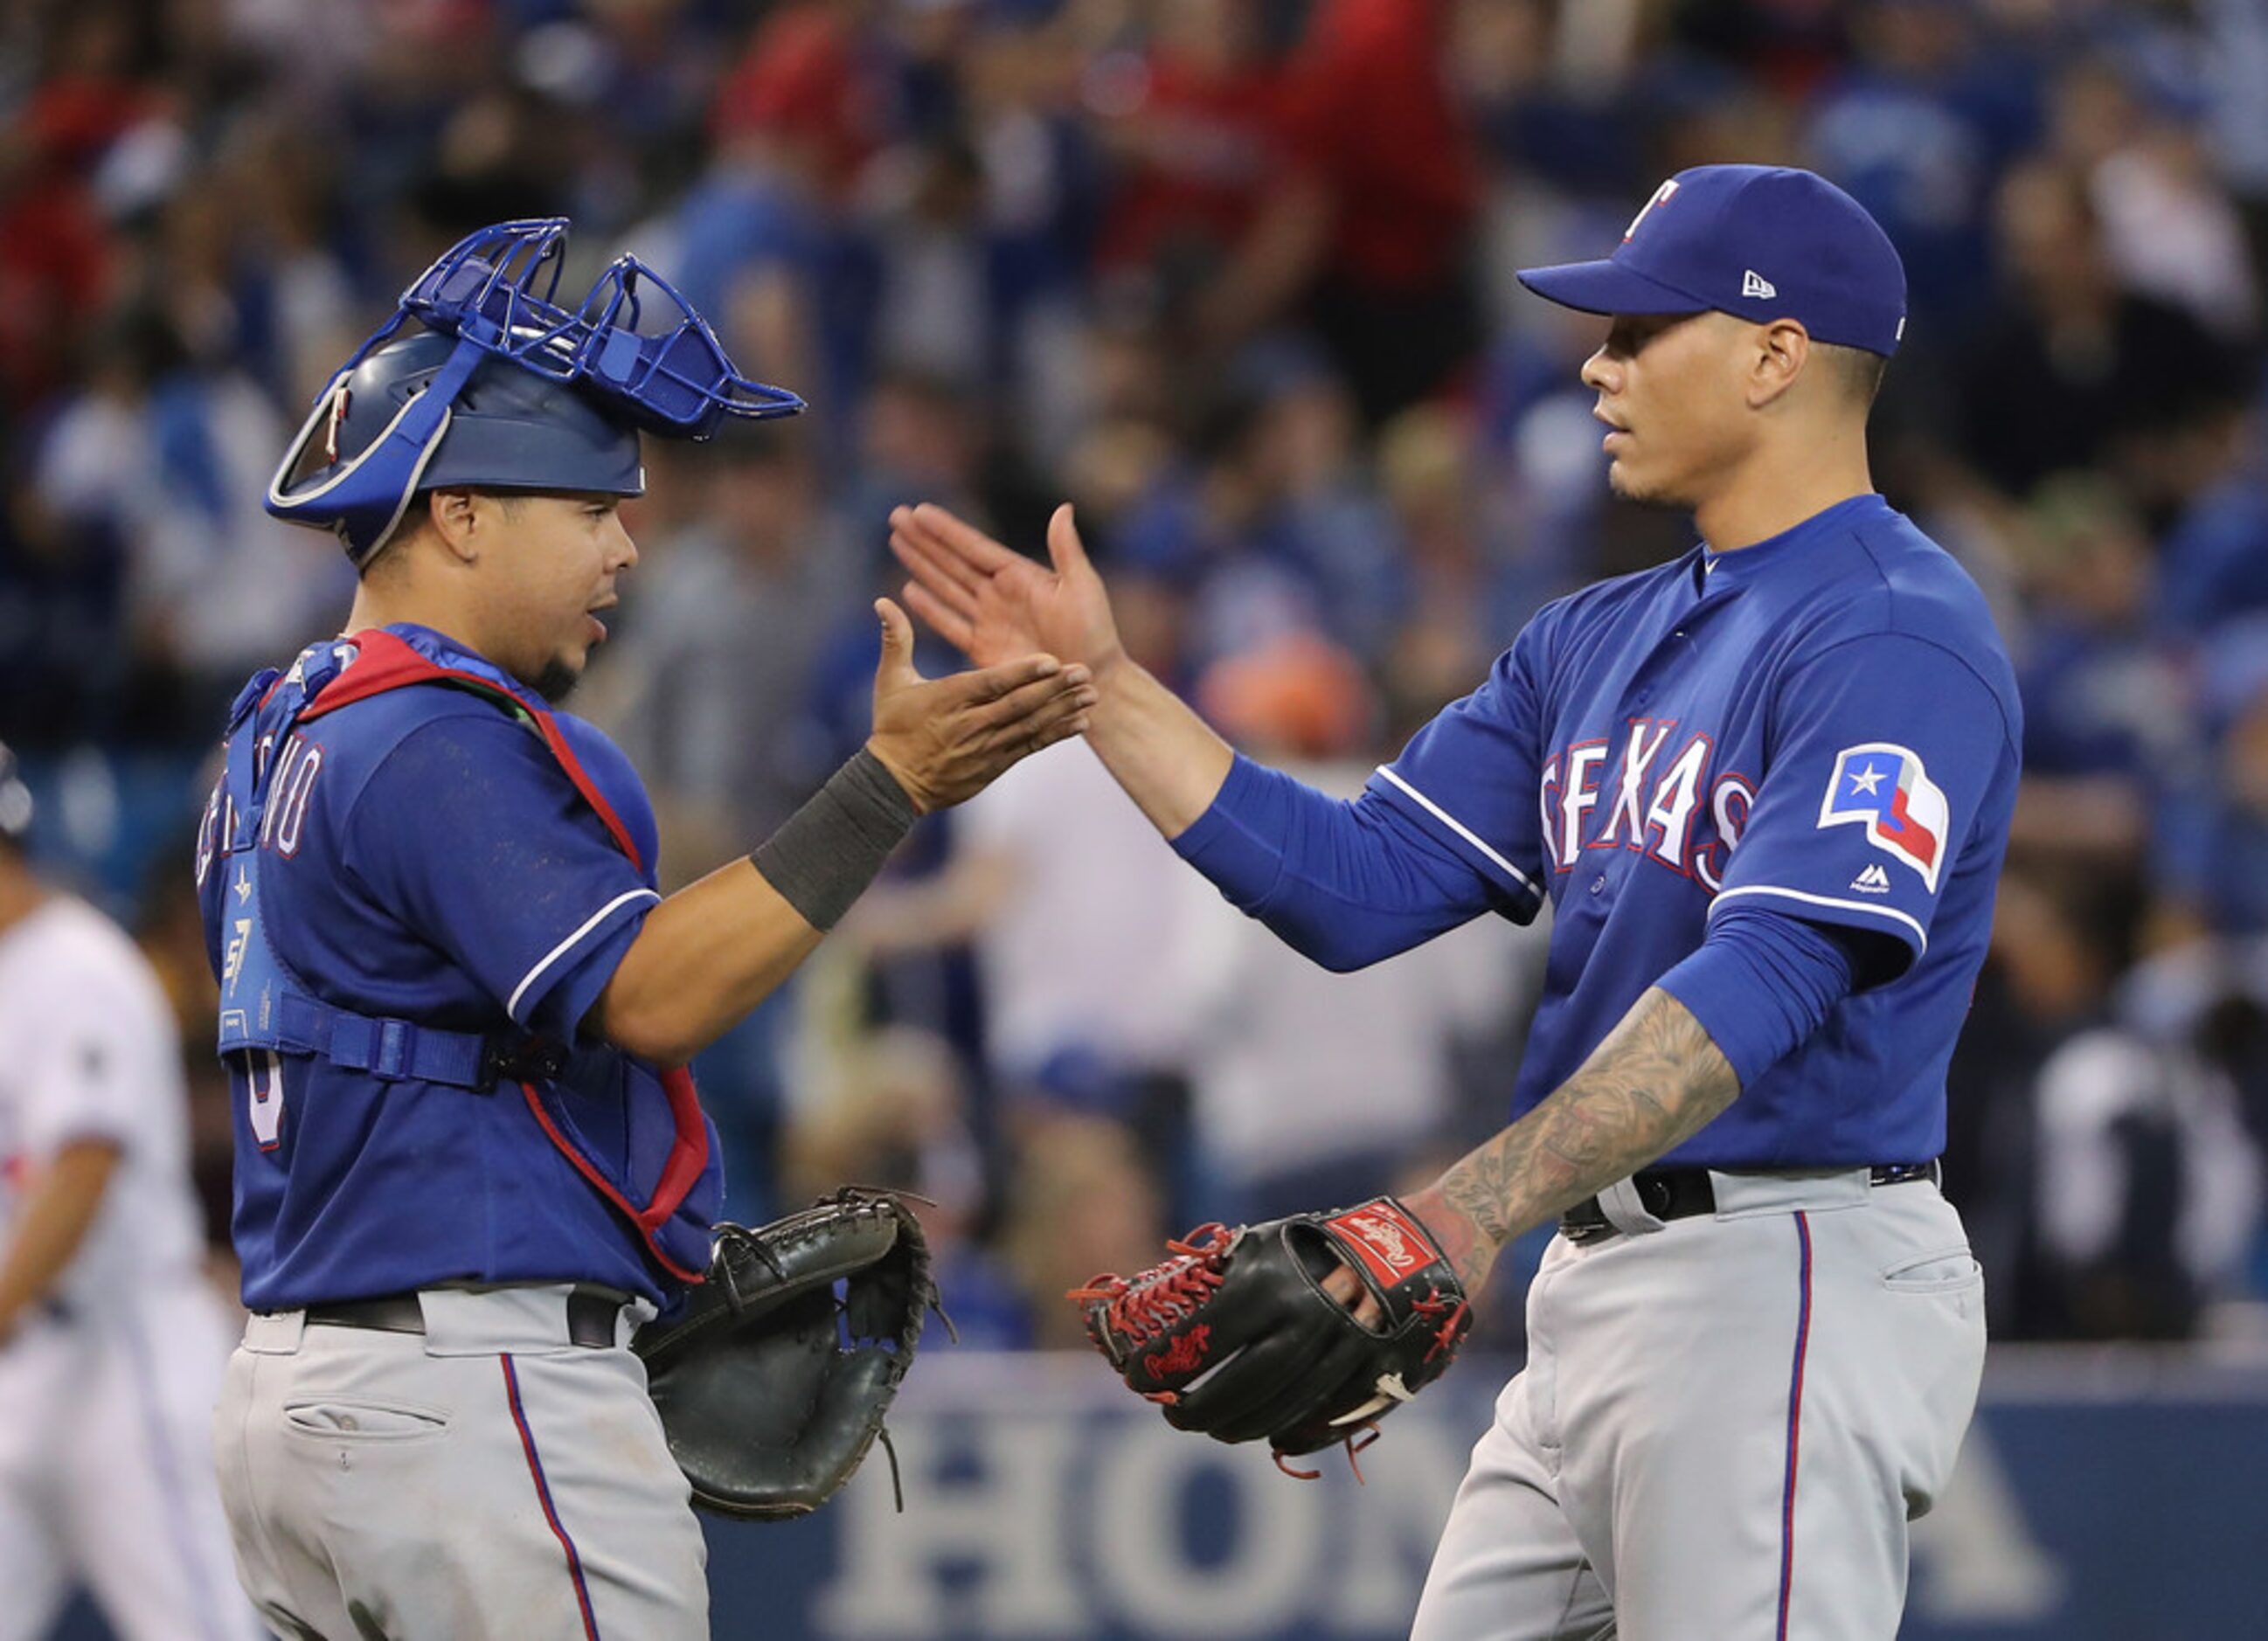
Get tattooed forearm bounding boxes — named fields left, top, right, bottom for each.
left=1405, top=987, right=1740, bottom=1290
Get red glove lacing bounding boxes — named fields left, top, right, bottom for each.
left=1068, top=1223, right=1235, bottom=1381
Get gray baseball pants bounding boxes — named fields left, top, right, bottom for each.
left=1412, top=1169, right=1987, bottom=1640
left=213, top=1284, right=705, bottom=1639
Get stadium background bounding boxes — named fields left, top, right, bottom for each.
left=2, top=0, right=2264, bottom=1633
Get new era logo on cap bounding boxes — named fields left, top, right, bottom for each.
left=1515, top=165, right=1909, bottom=357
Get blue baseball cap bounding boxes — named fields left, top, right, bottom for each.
left=1517, top=164, right=1908, bottom=357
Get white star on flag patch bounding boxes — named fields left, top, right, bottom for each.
left=1818, top=743, right=1950, bottom=893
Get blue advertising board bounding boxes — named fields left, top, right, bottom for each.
left=693, top=1348, right=2268, bottom=1640
left=48, top=1346, right=2268, bottom=1638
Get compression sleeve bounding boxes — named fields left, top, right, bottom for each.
left=1169, top=754, right=1509, bottom=972
left=1655, top=904, right=1879, bottom=1090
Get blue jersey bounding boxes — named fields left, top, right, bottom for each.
left=195, top=624, right=722, bottom=1310
left=1370, top=494, right=2021, bottom=1166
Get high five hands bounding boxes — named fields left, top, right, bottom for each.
left=889, top=499, right=1233, bottom=841
left=888, top=500, right=1394, bottom=1330
left=888, top=503, right=1125, bottom=681
left=863, top=594, right=1097, bottom=813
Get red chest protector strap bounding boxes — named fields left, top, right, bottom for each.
left=299, top=627, right=708, bottom=1283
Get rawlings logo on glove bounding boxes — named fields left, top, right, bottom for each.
left=1072, top=1197, right=1472, bottom=1476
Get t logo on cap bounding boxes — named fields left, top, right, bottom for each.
left=1521, top=164, right=1909, bottom=358
left=1624, top=178, right=1680, bottom=242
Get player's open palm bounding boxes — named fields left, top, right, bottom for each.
left=864, top=597, right=1096, bottom=812
left=889, top=502, right=1124, bottom=680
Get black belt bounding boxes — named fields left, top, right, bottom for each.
left=302, top=1287, right=628, bottom=1349
left=1560, top=1161, right=1942, bottom=1246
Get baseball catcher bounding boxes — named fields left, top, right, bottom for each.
left=1073, top=1196, right=1472, bottom=1475
left=202, top=216, right=1093, bottom=1637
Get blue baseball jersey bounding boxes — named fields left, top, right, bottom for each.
left=1371, top=494, right=2021, bottom=1166
left=195, top=624, right=721, bottom=1309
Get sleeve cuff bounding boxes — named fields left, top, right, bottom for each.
left=1707, top=883, right=1926, bottom=962
left=1169, top=755, right=1286, bottom=914
left=506, top=888, right=661, bottom=1031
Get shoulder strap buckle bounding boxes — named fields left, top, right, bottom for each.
left=484, top=1035, right=568, bottom=1088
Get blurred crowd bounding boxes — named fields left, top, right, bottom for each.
left=3, top=0, right=2268, bottom=1348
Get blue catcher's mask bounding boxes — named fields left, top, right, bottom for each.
left=267, top=218, right=806, bottom=565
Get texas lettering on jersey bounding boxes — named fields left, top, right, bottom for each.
left=1538, top=718, right=1751, bottom=892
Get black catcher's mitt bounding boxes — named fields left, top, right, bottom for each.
left=1072, top=1196, right=1472, bottom=1474
left=634, top=1188, right=940, bottom=1519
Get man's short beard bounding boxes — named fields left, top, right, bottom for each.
left=1606, top=466, right=1690, bottom=513
left=530, top=657, right=582, bottom=703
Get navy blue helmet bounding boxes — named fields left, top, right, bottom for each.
left=267, top=218, right=804, bottom=565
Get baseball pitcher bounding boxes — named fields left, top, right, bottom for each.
left=893, top=165, right=2017, bottom=1639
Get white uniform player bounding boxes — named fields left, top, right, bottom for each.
left=0, top=744, right=257, bottom=1641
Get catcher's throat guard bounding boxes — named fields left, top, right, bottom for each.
left=1075, top=1196, right=1472, bottom=1478
left=635, top=1189, right=943, bottom=1520
left=267, top=218, right=805, bottom=564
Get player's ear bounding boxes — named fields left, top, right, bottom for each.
left=425, top=488, right=482, bottom=563
left=1746, top=320, right=1809, bottom=410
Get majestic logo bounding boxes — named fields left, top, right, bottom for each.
left=1820, top=744, right=1949, bottom=893
left=1742, top=269, right=1778, bottom=300
left=1624, top=178, right=1680, bottom=241
left=1850, top=863, right=1893, bottom=894
left=1144, top=1325, right=1210, bottom=1381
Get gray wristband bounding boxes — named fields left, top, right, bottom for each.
left=751, top=748, right=919, bottom=930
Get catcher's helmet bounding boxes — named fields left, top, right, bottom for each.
left=268, top=218, right=805, bottom=565
left=0, top=740, right=32, bottom=847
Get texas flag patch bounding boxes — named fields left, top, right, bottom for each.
left=1817, top=744, right=1949, bottom=893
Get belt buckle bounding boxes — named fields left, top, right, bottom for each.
left=1871, top=1160, right=1943, bottom=1189
left=1559, top=1199, right=1612, bottom=1244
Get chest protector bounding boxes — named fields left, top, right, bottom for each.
left=211, top=628, right=711, bottom=1284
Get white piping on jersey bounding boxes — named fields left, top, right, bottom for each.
left=507, top=888, right=662, bottom=1022
left=1708, top=883, right=1928, bottom=953
left=1372, top=766, right=1540, bottom=901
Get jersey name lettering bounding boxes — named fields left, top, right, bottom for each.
left=257, top=736, right=325, bottom=860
